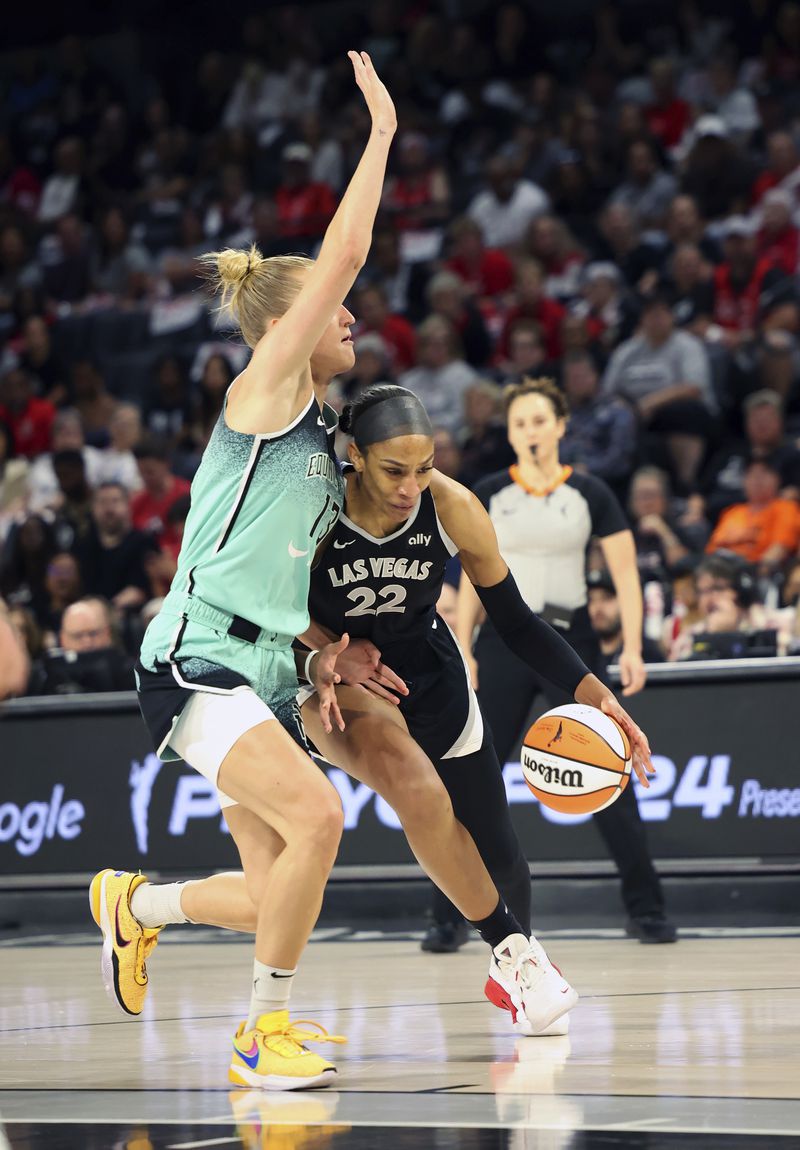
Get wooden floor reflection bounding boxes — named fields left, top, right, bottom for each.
left=1, top=933, right=799, bottom=1147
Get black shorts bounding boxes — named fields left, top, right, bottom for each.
left=384, top=619, right=484, bottom=761
left=135, top=650, right=309, bottom=766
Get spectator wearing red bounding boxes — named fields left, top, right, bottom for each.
left=499, top=258, right=565, bottom=360
left=131, top=436, right=190, bottom=545
left=751, top=130, right=800, bottom=205
left=445, top=215, right=514, bottom=301
left=712, top=216, right=784, bottom=339
left=756, top=188, right=799, bottom=275
left=382, top=131, right=451, bottom=232
left=274, top=142, right=336, bottom=247
left=354, top=284, right=417, bottom=373
left=522, top=214, right=585, bottom=301
left=0, top=366, right=55, bottom=459
left=645, top=58, right=691, bottom=149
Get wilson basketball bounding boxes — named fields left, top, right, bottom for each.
left=521, top=704, right=631, bottom=815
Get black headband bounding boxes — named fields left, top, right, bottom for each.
left=352, top=394, right=433, bottom=447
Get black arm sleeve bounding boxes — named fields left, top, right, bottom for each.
left=475, top=571, right=591, bottom=697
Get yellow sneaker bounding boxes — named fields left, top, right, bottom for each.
left=229, top=1010, right=347, bottom=1091
left=88, top=869, right=161, bottom=1016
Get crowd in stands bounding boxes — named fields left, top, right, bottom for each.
left=2, top=0, right=800, bottom=696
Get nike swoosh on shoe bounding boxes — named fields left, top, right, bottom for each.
left=236, top=1040, right=261, bottom=1070
left=114, top=897, right=131, bottom=949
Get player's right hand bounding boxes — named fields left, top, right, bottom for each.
left=348, top=51, right=397, bottom=136
left=311, top=634, right=350, bottom=733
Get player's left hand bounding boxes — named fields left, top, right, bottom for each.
left=333, top=636, right=409, bottom=703
left=618, top=649, right=646, bottom=696
left=599, top=695, right=654, bottom=788
left=310, top=634, right=350, bottom=734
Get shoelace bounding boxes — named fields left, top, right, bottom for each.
left=523, top=937, right=550, bottom=970
left=260, top=1019, right=348, bottom=1059
left=136, top=928, right=161, bottom=981
left=514, top=941, right=550, bottom=990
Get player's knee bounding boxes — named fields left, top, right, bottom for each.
left=394, top=770, right=453, bottom=830
left=298, top=790, right=344, bottom=858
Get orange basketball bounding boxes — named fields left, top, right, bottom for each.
left=521, top=703, right=631, bottom=815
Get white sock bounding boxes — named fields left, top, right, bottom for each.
left=130, top=881, right=191, bottom=929
left=247, top=959, right=296, bottom=1030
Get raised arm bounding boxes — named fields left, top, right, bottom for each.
left=251, top=53, right=397, bottom=387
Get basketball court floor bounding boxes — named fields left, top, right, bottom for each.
left=1, top=926, right=799, bottom=1149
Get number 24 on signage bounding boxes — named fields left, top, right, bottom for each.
left=637, top=755, right=735, bottom=821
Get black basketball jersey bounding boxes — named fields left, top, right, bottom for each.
left=309, top=471, right=458, bottom=654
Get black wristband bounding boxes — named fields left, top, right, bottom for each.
left=474, top=571, right=590, bottom=697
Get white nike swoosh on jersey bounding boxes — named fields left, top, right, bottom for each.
left=288, top=542, right=309, bottom=558
left=333, top=540, right=354, bottom=549
left=317, top=416, right=326, bottom=426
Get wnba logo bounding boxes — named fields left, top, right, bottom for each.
left=129, top=755, right=164, bottom=854
left=547, top=721, right=563, bottom=748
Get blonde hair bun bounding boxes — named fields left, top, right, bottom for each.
left=199, top=245, right=314, bottom=349
left=220, top=246, right=264, bottom=289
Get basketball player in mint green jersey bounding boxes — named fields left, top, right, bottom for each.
left=88, top=50, right=398, bottom=1091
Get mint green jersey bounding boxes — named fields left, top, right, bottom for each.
left=155, top=393, right=343, bottom=643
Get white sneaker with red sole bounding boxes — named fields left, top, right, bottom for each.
left=485, top=932, right=578, bottom=1036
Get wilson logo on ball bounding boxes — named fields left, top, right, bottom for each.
left=522, top=759, right=584, bottom=789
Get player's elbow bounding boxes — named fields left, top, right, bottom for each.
left=335, top=238, right=368, bottom=273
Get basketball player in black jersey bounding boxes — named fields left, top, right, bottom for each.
left=124, top=385, right=654, bottom=1042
